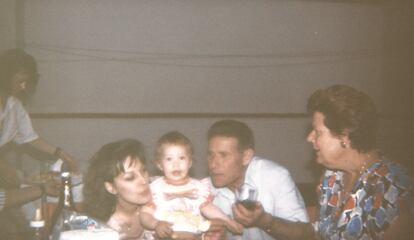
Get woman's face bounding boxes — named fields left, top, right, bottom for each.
left=307, top=112, right=347, bottom=169
left=106, top=156, right=151, bottom=207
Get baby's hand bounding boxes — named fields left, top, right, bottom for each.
left=225, top=219, right=244, bottom=235
left=155, top=220, right=173, bottom=238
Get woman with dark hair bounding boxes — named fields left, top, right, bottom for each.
left=307, top=84, right=413, bottom=239
left=83, top=139, right=152, bottom=239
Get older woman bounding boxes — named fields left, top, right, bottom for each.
left=307, top=84, right=413, bottom=239
left=0, top=48, right=79, bottom=173
left=83, top=139, right=152, bottom=240
left=1, top=48, right=79, bottom=239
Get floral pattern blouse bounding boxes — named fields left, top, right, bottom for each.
left=316, top=157, right=413, bottom=240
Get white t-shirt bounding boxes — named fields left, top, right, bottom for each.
left=1, top=96, right=38, bottom=214
left=0, top=96, right=38, bottom=147
left=205, top=156, right=309, bottom=240
left=148, top=177, right=212, bottom=234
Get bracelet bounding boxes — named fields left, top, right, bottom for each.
left=261, top=213, right=273, bottom=234
left=54, top=147, right=62, bottom=158
left=264, top=221, right=272, bottom=234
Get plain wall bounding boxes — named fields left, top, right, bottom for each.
left=1, top=0, right=413, bottom=183
left=0, top=0, right=17, bottom=51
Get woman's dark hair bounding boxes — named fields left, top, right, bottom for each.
left=83, top=139, right=146, bottom=221
left=207, top=119, right=255, bottom=151
left=0, top=48, right=39, bottom=98
left=307, top=84, right=378, bottom=152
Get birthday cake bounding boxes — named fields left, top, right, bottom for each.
left=59, top=229, right=119, bottom=240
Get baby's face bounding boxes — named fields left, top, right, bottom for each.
left=158, top=144, right=192, bottom=185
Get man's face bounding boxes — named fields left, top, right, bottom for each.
left=207, top=136, right=250, bottom=191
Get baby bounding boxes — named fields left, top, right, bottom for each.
left=140, top=131, right=243, bottom=239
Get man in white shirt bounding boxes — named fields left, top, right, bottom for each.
left=205, top=119, right=314, bottom=240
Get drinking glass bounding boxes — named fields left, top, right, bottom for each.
left=235, top=183, right=258, bottom=210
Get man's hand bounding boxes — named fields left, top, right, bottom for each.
left=232, top=201, right=266, bottom=227
left=155, top=220, right=173, bottom=239
left=203, top=219, right=227, bottom=240
left=224, top=219, right=244, bottom=235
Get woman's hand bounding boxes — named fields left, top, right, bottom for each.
left=203, top=219, right=227, bottom=240
left=154, top=220, right=173, bottom=239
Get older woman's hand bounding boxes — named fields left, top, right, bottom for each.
left=58, top=150, right=80, bottom=173
left=0, top=159, right=21, bottom=188
left=43, top=178, right=61, bottom=197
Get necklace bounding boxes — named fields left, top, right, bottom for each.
left=340, top=153, right=374, bottom=204
left=359, top=159, right=368, bottom=175
left=360, top=152, right=377, bottom=175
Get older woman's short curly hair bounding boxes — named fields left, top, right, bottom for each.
left=307, top=84, right=378, bottom=152
left=83, top=139, right=147, bottom=221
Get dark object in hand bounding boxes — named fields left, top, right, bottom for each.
left=238, top=200, right=257, bottom=210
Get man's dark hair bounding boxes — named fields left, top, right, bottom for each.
left=208, top=119, right=255, bottom=151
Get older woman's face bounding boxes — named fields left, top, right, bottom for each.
left=307, top=112, right=346, bottom=169
left=107, top=156, right=151, bottom=206
left=11, top=71, right=31, bottom=97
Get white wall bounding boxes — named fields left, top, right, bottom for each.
left=0, top=0, right=17, bottom=50
left=2, top=0, right=412, bottom=182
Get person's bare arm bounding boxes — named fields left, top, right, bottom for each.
left=139, top=209, right=158, bottom=230
left=201, top=202, right=243, bottom=234
left=232, top=202, right=315, bottom=240
left=29, top=138, right=79, bottom=173
left=3, top=178, right=59, bottom=209
left=139, top=206, right=172, bottom=238
left=3, top=186, right=42, bottom=208
left=203, top=218, right=228, bottom=240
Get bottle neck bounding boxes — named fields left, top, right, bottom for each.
left=63, top=183, right=73, bottom=208
left=61, top=173, right=74, bottom=209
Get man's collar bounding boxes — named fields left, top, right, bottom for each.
left=211, top=156, right=258, bottom=199
left=244, top=156, right=257, bottom=186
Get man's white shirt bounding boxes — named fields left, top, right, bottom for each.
left=205, top=156, right=309, bottom=240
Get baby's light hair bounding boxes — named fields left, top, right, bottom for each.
left=155, top=131, right=194, bottom=161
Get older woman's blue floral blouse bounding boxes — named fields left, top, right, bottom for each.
left=316, top=157, right=413, bottom=240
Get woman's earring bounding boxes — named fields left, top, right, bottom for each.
left=340, top=141, right=347, bottom=148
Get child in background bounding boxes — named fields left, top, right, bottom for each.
left=140, top=131, right=243, bottom=239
